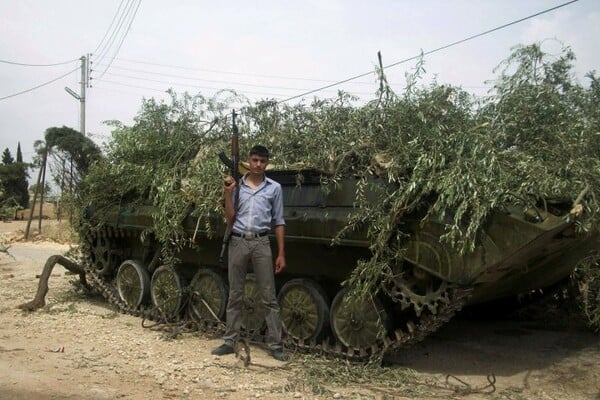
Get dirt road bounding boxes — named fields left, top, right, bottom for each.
left=1, top=221, right=599, bottom=399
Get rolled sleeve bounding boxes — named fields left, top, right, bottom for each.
left=271, top=184, right=286, bottom=227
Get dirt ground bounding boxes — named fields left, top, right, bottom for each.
left=1, top=220, right=599, bottom=400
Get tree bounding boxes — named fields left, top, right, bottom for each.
left=480, top=42, right=600, bottom=214
left=29, top=182, right=52, bottom=198
left=26, top=126, right=102, bottom=226
left=0, top=145, right=29, bottom=209
left=14, top=142, right=29, bottom=208
left=2, top=148, right=14, bottom=164
left=16, top=142, right=23, bottom=163
left=44, top=126, right=101, bottom=192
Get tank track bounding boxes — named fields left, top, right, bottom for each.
left=82, top=227, right=473, bottom=361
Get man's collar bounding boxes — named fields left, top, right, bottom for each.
left=241, top=173, right=270, bottom=187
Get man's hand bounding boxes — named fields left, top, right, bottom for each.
left=223, top=176, right=236, bottom=193
left=273, top=225, right=286, bottom=274
left=274, top=254, right=286, bottom=274
left=223, top=176, right=237, bottom=225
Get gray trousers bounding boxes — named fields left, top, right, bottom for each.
left=223, top=235, right=283, bottom=350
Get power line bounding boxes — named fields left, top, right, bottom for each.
left=94, top=79, right=169, bottom=93
left=0, top=58, right=79, bottom=67
left=102, top=1, right=142, bottom=75
left=384, top=0, right=581, bottom=71
left=95, top=77, right=290, bottom=98
left=95, top=62, right=382, bottom=87
left=92, top=0, right=127, bottom=55
left=93, top=84, right=165, bottom=96
left=0, top=67, right=79, bottom=101
left=278, top=0, right=580, bottom=103
left=107, top=56, right=377, bottom=85
left=97, top=67, right=376, bottom=94
left=95, top=0, right=142, bottom=80
left=93, top=0, right=136, bottom=65
left=96, top=71, right=375, bottom=98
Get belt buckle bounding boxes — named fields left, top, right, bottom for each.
left=244, top=232, right=255, bottom=240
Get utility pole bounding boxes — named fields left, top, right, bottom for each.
left=65, top=55, right=89, bottom=135
left=79, top=55, right=86, bottom=135
left=25, top=148, right=47, bottom=240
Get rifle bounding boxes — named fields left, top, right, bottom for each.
left=217, top=110, right=240, bottom=266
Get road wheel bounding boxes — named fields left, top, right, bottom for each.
left=116, top=259, right=150, bottom=308
left=189, top=268, right=228, bottom=322
left=150, top=265, right=186, bottom=320
left=330, top=287, right=389, bottom=350
left=278, top=279, right=329, bottom=342
left=241, top=274, right=266, bottom=333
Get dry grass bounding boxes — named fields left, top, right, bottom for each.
left=36, top=220, right=78, bottom=244
left=17, top=202, right=57, bottom=220
left=0, top=219, right=78, bottom=244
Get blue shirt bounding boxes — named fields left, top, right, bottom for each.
left=232, top=175, right=285, bottom=234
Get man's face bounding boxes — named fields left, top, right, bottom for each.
left=248, top=154, right=269, bottom=175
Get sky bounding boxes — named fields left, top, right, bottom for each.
left=1, top=0, right=599, bottom=167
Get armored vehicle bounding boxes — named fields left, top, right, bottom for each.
left=81, top=166, right=597, bottom=358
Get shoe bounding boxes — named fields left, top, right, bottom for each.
left=271, top=348, right=288, bottom=361
left=211, top=343, right=234, bottom=356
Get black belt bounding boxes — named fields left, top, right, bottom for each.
left=231, top=231, right=269, bottom=239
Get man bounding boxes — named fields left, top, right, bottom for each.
left=211, top=145, right=288, bottom=361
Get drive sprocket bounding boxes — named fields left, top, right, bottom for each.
left=388, top=260, right=451, bottom=317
